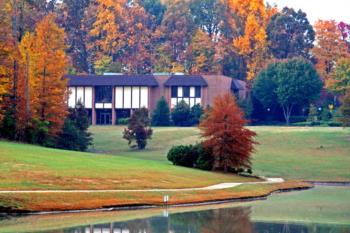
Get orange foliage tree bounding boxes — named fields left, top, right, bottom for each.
left=0, top=0, right=16, bottom=121
left=199, top=92, right=257, bottom=172
left=21, top=14, right=69, bottom=136
left=228, top=0, right=276, bottom=81
left=312, top=20, right=350, bottom=89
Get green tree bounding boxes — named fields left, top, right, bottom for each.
left=253, top=58, right=323, bottom=125
left=267, top=7, right=315, bottom=59
left=171, top=100, right=191, bottom=126
left=340, top=90, right=350, bottom=127
left=189, top=104, right=204, bottom=125
left=56, top=102, right=93, bottom=151
left=152, top=96, right=170, bottom=126
left=123, top=108, right=153, bottom=149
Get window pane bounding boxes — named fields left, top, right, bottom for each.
left=95, top=86, right=112, bottom=103
left=195, top=87, right=201, bottom=98
left=183, top=86, right=190, bottom=97
left=171, top=86, right=178, bottom=97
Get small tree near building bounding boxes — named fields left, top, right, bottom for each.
left=56, top=102, right=93, bottom=151
left=123, top=108, right=153, bottom=150
left=253, top=58, right=323, bottom=125
left=152, top=96, right=170, bottom=126
left=340, top=90, right=350, bottom=127
left=199, top=93, right=257, bottom=172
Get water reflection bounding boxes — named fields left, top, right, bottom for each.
left=57, top=207, right=349, bottom=233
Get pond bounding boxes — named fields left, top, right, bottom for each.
left=0, top=186, right=349, bottom=233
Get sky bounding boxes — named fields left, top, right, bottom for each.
left=266, top=0, right=350, bottom=25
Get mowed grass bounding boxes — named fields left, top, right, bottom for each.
left=0, top=141, right=255, bottom=191
left=90, top=126, right=350, bottom=181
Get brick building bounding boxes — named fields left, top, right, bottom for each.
left=66, top=74, right=247, bottom=125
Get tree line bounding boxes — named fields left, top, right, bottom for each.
left=0, top=0, right=350, bottom=147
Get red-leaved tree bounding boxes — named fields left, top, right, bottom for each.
left=199, top=93, right=257, bottom=172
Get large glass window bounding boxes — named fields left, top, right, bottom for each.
left=95, top=86, right=112, bottom=103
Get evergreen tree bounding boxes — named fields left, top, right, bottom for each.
left=56, top=102, right=93, bottom=151
left=189, top=104, right=204, bottom=125
left=152, top=96, right=170, bottom=126
left=123, top=108, right=153, bottom=150
left=171, top=100, right=191, bottom=126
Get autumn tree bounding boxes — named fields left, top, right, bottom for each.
left=187, top=29, right=217, bottom=74
left=0, top=0, right=16, bottom=121
left=312, top=20, right=350, bottom=89
left=267, top=7, right=315, bottom=60
left=156, top=0, right=195, bottom=72
left=229, top=0, right=276, bottom=81
left=199, top=92, right=257, bottom=172
left=89, top=0, right=125, bottom=65
left=28, top=14, right=69, bottom=136
left=253, top=58, right=323, bottom=125
left=120, top=2, right=154, bottom=74
left=62, top=0, right=90, bottom=73
left=123, top=108, right=153, bottom=150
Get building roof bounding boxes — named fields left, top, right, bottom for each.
left=65, top=74, right=159, bottom=87
left=163, top=75, right=208, bottom=87
left=231, top=79, right=246, bottom=91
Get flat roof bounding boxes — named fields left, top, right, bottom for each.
left=65, top=74, right=159, bottom=87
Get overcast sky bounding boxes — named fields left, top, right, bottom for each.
left=266, top=0, right=350, bottom=25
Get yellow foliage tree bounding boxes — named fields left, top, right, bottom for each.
left=312, top=20, right=350, bottom=89
left=229, top=0, right=276, bottom=81
left=21, top=14, right=69, bottom=136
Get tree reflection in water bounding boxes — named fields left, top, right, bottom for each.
left=64, top=206, right=350, bottom=233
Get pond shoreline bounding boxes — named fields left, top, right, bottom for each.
left=0, top=182, right=312, bottom=216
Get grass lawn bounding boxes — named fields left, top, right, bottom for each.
left=90, top=126, right=350, bottom=181
left=0, top=140, right=255, bottom=191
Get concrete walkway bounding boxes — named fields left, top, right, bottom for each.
left=0, top=178, right=284, bottom=194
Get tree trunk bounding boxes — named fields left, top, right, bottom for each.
left=282, top=104, right=294, bottom=125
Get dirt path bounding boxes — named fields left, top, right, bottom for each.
left=0, top=178, right=284, bottom=194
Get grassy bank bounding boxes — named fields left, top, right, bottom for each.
left=90, top=126, right=350, bottom=181
left=0, top=141, right=256, bottom=191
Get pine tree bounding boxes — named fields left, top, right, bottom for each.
left=152, top=96, right=170, bottom=126
left=199, top=93, right=257, bottom=172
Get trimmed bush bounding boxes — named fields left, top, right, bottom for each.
left=167, top=143, right=213, bottom=170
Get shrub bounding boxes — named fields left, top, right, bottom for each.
left=167, top=143, right=214, bottom=170
left=152, top=97, right=171, bottom=126
left=328, top=121, right=342, bottom=127
left=167, top=145, right=198, bottom=167
left=339, top=90, right=350, bottom=127
left=123, top=108, right=152, bottom=150
left=117, top=118, right=129, bottom=125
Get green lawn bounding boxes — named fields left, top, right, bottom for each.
left=89, top=126, right=350, bottom=181
left=0, top=140, right=254, bottom=191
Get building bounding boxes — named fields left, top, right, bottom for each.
left=66, top=74, right=247, bottom=125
